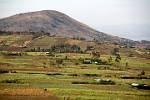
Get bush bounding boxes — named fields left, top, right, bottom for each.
left=75, top=62, right=79, bottom=65
left=95, top=79, right=115, bottom=85
left=83, top=73, right=100, bottom=77
left=68, top=73, right=78, bottom=76
left=72, top=81, right=89, bottom=84
left=46, top=73, right=63, bottom=75
left=1, top=79, right=22, bottom=84
left=0, top=69, right=9, bottom=74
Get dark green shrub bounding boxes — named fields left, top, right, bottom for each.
left=0, top=69, right=9, bottom=74
left=94, top=80, right=115, bottom=85
left=46, top=73, right=63, bottom=75
left=68, top=73, right=78, bottom=76
left=72, top=81, right=89, bottom=84
left=75, top=62, right=79, bottom=65
left=83, top=73, right=99, bottom=77
left=1, top=79, right=22, bottom=84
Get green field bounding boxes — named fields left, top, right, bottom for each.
left=0, top=51, right=149, bottom=100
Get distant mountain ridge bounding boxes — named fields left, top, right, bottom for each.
left=0, top=10, right=134, bottom=44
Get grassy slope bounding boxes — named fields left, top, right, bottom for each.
left=0, top=34, right=135, bottom=55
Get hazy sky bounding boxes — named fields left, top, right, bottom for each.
left=0, top=0, right=150, bottom=40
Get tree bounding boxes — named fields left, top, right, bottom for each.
left=141, top=70, right=145, bottom=75
left=115, top=54, right=121, bottom=62
left=113, top=48, right=119, bottom=55
left=86, top=46, right=94, bottom=51
left=37, top=47, right=41, bottom=52
left=92, top=51, right=100, bottom=58
left=108, top=56, right=113, bottom=63
left=125, top=62, right=128, bottom=67
left=65, top=56, right=68, bottom=60
left=43, top=62, right=47, bottom=68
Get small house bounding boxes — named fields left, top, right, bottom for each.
left=83, top=60, right=92, bottom=64
left=131, top=83, right=150, bottom=90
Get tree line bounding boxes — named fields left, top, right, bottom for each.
left=27, top=43, right=82, bottom=53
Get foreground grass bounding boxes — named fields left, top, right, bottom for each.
left=51, top=88, right=150, bottom=100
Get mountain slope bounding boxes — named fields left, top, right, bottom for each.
left=0, top=10, right=133, bottom=43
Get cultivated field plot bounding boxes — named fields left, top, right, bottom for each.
left=0, top=52, right=150, bottom=100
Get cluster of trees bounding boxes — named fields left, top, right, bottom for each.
left=72, top=37, right=86, bottom=41
left=50, top=44, right=81, bottom=53
left=28, top=44, right=82, bottom=53
left=0, top=31, right=12, bottom=35
left=28, top=47, right=48, bottom=52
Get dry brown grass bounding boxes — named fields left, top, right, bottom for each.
left=0, top=88, right=52, bottom=96
left=0, top=88, right=60, bottom=100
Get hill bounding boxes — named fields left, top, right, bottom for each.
left=0, top=10, right=133, bottom=44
